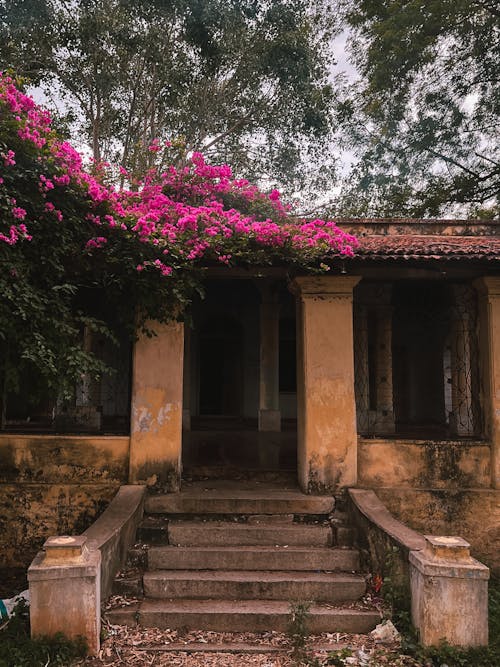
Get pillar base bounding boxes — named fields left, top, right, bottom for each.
left=409, top=536, right=489, bottom=647
left=28, top=535, right=101, bottom=656
left=258, top=409, right=281, bottom=432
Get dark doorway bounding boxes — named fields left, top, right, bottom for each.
left=199, top=315, right=243, bottom=416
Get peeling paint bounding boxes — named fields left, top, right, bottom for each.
left=157, top=404, right=172, bottom=425
left=134, top=406, right=153, bottom=433
left=129, top=321, right=184, bottom=488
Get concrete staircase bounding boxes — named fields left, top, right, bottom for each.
left=107, top=481, right=380, bottom=633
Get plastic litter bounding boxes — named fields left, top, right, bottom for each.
left=0, top=590, right=30, bottom=621
left=370, top=619, right=400, bottom=643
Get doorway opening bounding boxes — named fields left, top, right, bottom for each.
left=199, top=315, right=243, bottom=417
left=182, top=279, right=297, bottom=476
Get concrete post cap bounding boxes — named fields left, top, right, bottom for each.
left=43, top=535, right=88, bottom=562
left=424, top=535, right=471, bottom=562
left=409, top=535, right=489, bottom=580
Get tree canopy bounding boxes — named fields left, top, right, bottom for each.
left=0, top=0, right=339, bottom=203
left=0, top=73, right=356, bottom=403
left=337, top=0, right=500, bottom=218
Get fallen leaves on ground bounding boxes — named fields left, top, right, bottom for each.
left=77, top=622, right=424, bottom=666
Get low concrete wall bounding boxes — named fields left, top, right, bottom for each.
left=348, top=489, right=490, bottom=647
left=358, top=439, right=491, bottom=489
left=348, top=488, right=426, bottom=602
left=28, top=486, right=145, bottom=656
left=0, top=434, right=130, bottom=567
left=357, top=437, right=500, bottom=572
left=376, top=487, right=500, bottom=573
left=84, top=485, right=145, bottom=598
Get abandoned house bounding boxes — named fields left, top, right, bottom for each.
left=1, top=217, right=499, bottom=646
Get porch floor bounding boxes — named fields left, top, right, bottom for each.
left=146, top=479, right=334, bottom=515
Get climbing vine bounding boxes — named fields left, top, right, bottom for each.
left=0, top=73, right=357, bottom=396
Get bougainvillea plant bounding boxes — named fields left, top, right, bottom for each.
left=0, top=73, right=357, bottom=399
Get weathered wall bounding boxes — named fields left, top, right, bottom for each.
left=293, top=276, right=361, bottom=493
left=376, top=487, right=500, bottom=573
left=357, top=438, right=499, bottom=571
left=358, top=439, right=491, bottom=488
left=0, top=434, right=129, bottom=568
left=129, top=320, right=184, bottom=490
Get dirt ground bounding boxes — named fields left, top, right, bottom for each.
left=1, top=571, right=422, bottom=666
left=78, top=623, right=423, bottom=666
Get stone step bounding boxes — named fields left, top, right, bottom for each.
left=107, top=599, right=380, bottom=634
left=148, top=545, right=359, bottom=572
left=145, top=487, right=334, bottom=516
left=143, top=570, right=366, bottom=602
left=168, top=521, right=332, bottom=546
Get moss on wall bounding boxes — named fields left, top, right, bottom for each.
left=0, top=435, right=129, bottom=568
left=377, top=488, right=500, bottom=573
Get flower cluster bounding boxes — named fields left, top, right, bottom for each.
left=0, top=73, right=357, bottom=289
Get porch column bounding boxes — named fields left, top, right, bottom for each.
left=129, top=320, right=184, bottom=491
left=375, top=299, right=395, bottom=434
left=70, top=327, right=102, bottom=431
left=292, top=275, right=361, bottom=493
left=449, top=285, right=474, bottom=437
left=353, top=303, right=369, bottom=432
left=474, top=277, right=500, bottom=489
left=258, top=282, right=281, bottom=431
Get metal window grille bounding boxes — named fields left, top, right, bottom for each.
left=354, top=281, right=482, bottom=439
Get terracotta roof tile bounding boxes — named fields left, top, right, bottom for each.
left=352, top=235, right=500, bottom=261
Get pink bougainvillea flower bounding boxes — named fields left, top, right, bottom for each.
left=0, top=71, right=358, bottom=264
left=2, top=149, right=15, bottom=166
left=12, top=206, right=26, bottom=220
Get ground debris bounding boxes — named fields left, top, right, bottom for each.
left=78, top=623, right=424, bottom=666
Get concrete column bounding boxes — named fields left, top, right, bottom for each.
left=28, top=535, right=101, bottom=655
left=474, top=277, right=500, bottom=488
left=61, top=326, right=102, bottom=431
left=354, top=283, right=394, bottom=435
left=291, top=276, right=361, bottom=493
left=129, top=320, right=184, bottom=491
left=353, top=303, right=369, bottom=432
left=449, top=285, right=473, bottom=437
left=410, top=536, right=489, bottom=647
left=79, top=327, right=101, bottom=407
left=258, top=283, right=281, bottom=431
left=374, top=303, right=395, bottom=433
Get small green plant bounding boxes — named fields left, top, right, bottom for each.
left=325, top=647, right=353, bottom=665
left=0, top=599, right=87, bottom=667
left=288, top=602, right=312, bottom=663
left=381, top=545, right=410, bottom=622
left=396, top=575, right=500, bottom=667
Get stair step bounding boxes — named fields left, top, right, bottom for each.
left=168, top=521, right=332, bottom=546
left=143, top=570, right=366, bottom=602
left=148, top=545, right=359, bottom=571
left=146, top=487, right=334, bottom=516
left=107, top=599, right=380, bottom=634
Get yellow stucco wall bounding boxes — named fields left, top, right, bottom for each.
left=377, top=488, right=500, bottom=573
left=293, top=276, right=360, bottom=493
left=0, top=434, right=129, bottom=567
left=475, top=277, right=500, bottom=488
left=358, top=439, right=491, bottom=488
left=129, top=320, right=184, bottom=490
